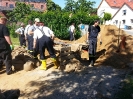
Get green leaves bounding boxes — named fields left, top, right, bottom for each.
left=8, top=2, right=31, bottom=22
left=103, top=12, right=112, bottom=21
left=64, top=0, right=96, bottom=13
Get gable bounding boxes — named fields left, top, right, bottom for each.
left=98, top=0, right=133, bottom=9
left=112, top=3, right=133, bottom=19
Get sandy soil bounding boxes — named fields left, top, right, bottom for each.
left=0, top=25, right=133, bottom=98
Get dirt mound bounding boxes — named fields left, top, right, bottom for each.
left=96, top=25, right=133, bottom=68
left=65, top=25, right=133, bottom=68
left=12, top=46, right=41, bottom=71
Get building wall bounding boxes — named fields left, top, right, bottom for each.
left=112, top=4, right=133, bottom=28
left=97, top=0, right=119, bottom=18
left=0, top=0, right=47, bottom=11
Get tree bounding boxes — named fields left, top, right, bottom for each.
left=8, top=2, right=31, bottom=22
left=75, top=0, right=95, bottom=13
left=46, top=0, right=61, bottom=11
left=103, top=12, right=112, bottom=21
left=63, top=0, right=95, bottom=13
left=64, top=0, right=76, bottom=12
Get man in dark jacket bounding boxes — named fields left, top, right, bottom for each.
left=0, top=17, right=13, bottom=75
left=87, top=20, right=102, bottom=67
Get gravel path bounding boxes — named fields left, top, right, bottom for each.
left=19, top=66, right=127, bottom=99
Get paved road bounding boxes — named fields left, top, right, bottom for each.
left=122, top=29, right=133, bottom=36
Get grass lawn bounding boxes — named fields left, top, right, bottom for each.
left=115, top=77, right=133, bottom=99
left=11, top=37, right=19, bottom=46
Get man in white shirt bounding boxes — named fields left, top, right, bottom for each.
left=69, top=23, right=75, bottom=41
left=33, top=23, right=58, bottom=70
left=27, top=18, right=40, bottom=55
left=24, top=20, right=33, bottom=40
left=15, top=23, right=26, bottom=47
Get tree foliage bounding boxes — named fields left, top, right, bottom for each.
left=7, top=1, right=99, bottom=39
left=64, top=0, right=96, bottom=14
left=47, top=0, right=61, bottom=11
left=22, top=11, right=99, bottom=40
left=8, top=2, right=31, bottom=22
left=103, top=12, right=112, bottom=21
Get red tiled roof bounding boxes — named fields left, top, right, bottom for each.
left=126, top=1, right=133, bottom=9
left=106, top=0, right=133, bottom=9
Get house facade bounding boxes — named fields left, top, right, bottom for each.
left=0, top=0, right=47, bottom=12
left=97, top=0, right=133, bottom=28
left=112, top=3, right=133, bottom=28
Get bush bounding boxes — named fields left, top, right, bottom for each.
left=23, top=11, right=99, bottom=40
left=7, top=23, right=18, bottom=38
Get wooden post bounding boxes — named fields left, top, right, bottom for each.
left=118, top=21, right=121, bottom=46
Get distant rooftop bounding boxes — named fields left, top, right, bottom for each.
left=1, top=0, right=47, bottom=3
left=17, top=0, right=46, bottom=3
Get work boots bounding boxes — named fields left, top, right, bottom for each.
left=51, top=58, right=59, bottom=69
left=40, top=60, right=47, bottom=70
left=88, top=56, right=95, bottom=67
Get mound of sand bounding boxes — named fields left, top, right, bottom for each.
left=53, top=25, right=133, bottom=68
left=96, top=25, right=133, bottom=68
left=64, top=25, right=133, bottom=68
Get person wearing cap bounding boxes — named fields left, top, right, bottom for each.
left=33, top=22, right=58, bottom=70
left=0, top=17, right=14, bottom=75
left=27, top=18, right=40, bottom=55
left=15, top=23, right=26, bottom=47
left=33, top=22, right=44, bottom=59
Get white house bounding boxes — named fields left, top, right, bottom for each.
left=97, top=0, right=133, bottom=28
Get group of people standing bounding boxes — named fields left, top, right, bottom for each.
left=0, top=17, right=101, bottom=75
left=16, top=18, right=59, bottom=71
left=0, top=17, right=59, bottom=75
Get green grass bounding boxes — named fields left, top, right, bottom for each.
left=115, top=77, right=133, bottom=99
left=11, top=37, right=19, bottom=45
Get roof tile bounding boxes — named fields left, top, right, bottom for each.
left=106, top=0, right=133, bottom=9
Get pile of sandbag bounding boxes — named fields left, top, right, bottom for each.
left=12, top=46, right=41, bottom=71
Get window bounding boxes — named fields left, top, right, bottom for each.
left=41, top=5, right=44, bottom=9
left=9, top=4, right=14, bottom=8
left=122, top=20, right=126, bottom=24
left=131, top=19, right=133, bottom=23
left=31, top=4, right=34, bottom=7
left=123, top=10, right=126, bottom=15
left=6, top=2, right=8, bottom=7
left=115, top=20, right=118, bottom=24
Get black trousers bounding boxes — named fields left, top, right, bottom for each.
left=27, top=35, right=33, bottom=51
left=88, top=38, right=97, bottom=65
left=0, top=49, right=12, bottom=74
left=38, top=35, right=56, bottom=60
left=69, top=31, right=74, bottom=41
left=19, top=35, right=26, bottom=46
left=33, top=39, right=39, bottom=58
